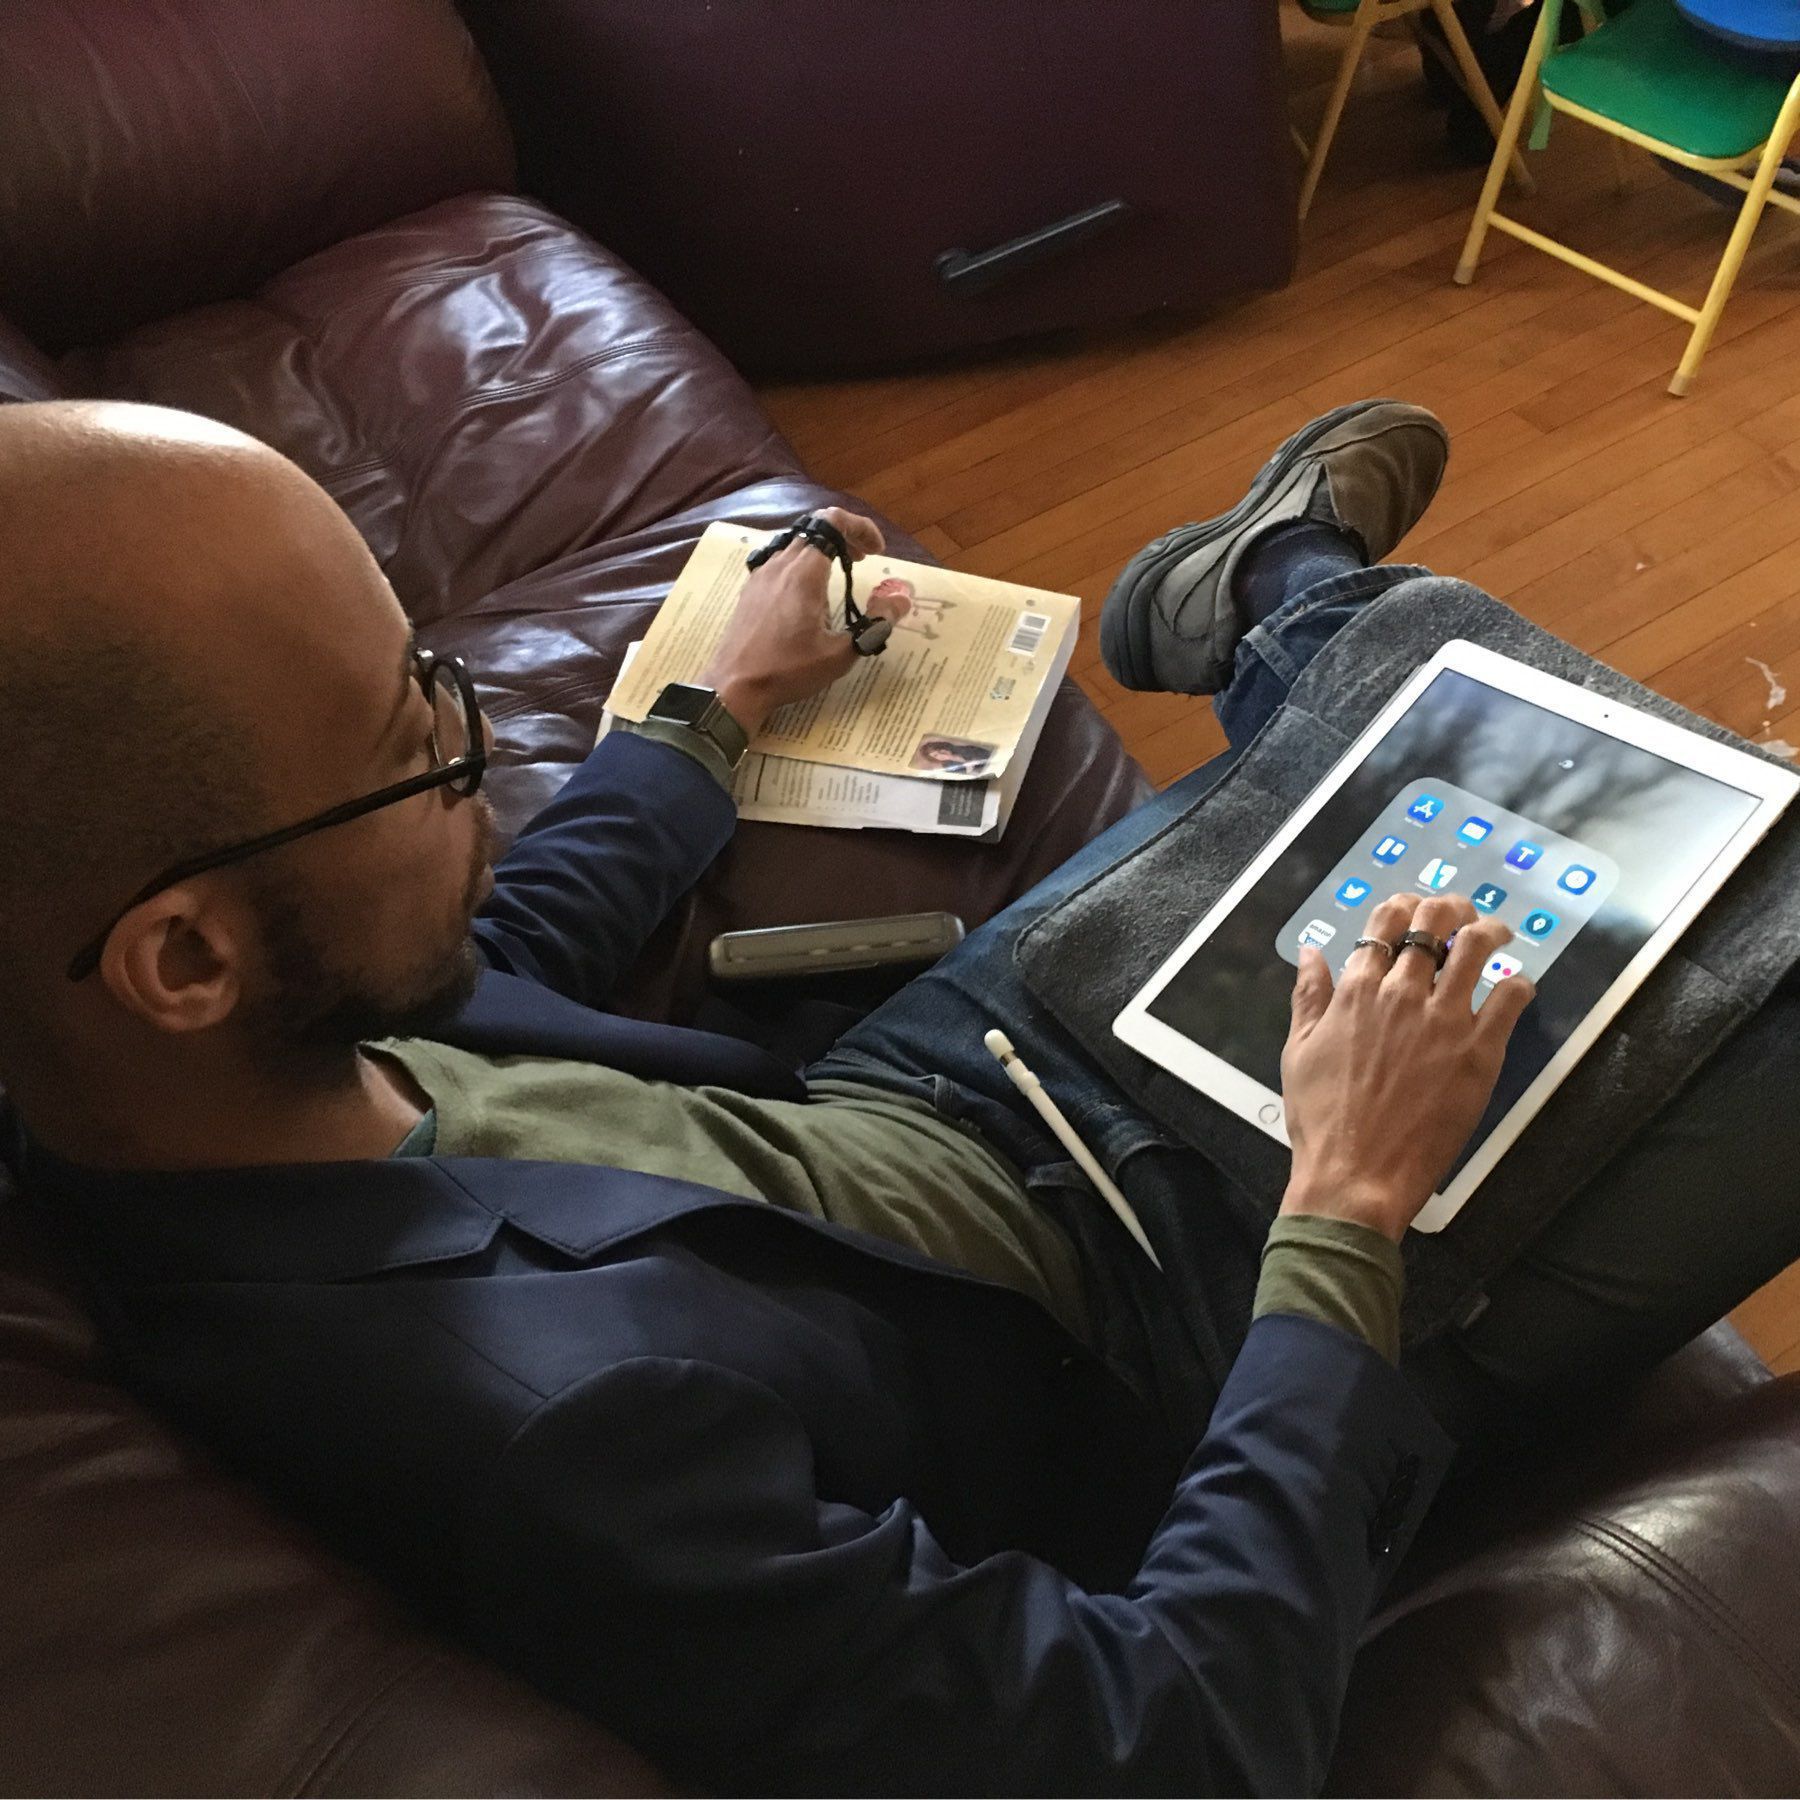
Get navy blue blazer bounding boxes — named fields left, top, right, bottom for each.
left=16, top=730, right=1453, bottom=1796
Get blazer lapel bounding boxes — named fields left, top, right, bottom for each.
left=18, top=1145, right=968, bottom=1292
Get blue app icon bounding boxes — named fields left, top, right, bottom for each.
left=1406, top=794, right=1444, bottom=824
left=1456, top=815, right=1494, bottom=846
left=1522, top=908, right=1560, bottom=939
left=1371, top=835, right=1407, bottom=865
left=1334, top=877, right=1372, bottom=909
left=1505, top=840, right=1544, bottom=871
left=1559, top=864, right=1598, bottom=895
left=1471, top=881, right=1507, bottom=913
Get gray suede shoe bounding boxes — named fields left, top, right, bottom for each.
left=1100, top=399, right=1450, bottom=694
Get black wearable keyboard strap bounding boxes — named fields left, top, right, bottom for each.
left=744, top=515, right=890, bottom=655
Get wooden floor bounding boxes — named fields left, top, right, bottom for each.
left=757, top=11, right=1800, bottom=1373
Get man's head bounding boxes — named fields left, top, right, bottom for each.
left=0, top=401, right=495, bottom=1116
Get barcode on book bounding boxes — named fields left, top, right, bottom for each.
left=1009, top=611, right=1051, bottom=656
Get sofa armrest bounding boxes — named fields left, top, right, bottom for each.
left=1328, top=1371, right=1800, bottom=1794
left=299, top=1648, right=664, bottom=1797
left=0, top=314, right=61, bottom=401
left=0, top=1205, right=662, bottom=1798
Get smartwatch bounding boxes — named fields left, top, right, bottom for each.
left=643, top=681, right=750, bottom=772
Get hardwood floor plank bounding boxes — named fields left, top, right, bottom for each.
left=1502, top=472, right=1800, bottom=667
left=909, top=523, right=963, bottom=560
left=939, top=241, right=1633, bottom=557
left=870, top=246, right=1490, bottom=541
left=1125, top=706, right=1233, bottom=789
left=1733, top=1261, right=1800, bottom=1367
left=1609, top=528, right=1800, bottom=707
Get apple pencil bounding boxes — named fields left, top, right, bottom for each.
left=982, top=1028, right=1162, bottom=1271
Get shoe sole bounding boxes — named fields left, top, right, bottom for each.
left=1100, top=398, right=1429, bottom=692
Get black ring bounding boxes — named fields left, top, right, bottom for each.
left=1399, top=928, right=1450, bottom=970
left=795, top=512, right=850, bottom=560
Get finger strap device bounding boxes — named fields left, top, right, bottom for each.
left=708, top=912, right=963, bottom=983
left=746, top=513, right=891, bottom=655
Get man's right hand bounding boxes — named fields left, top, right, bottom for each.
left=1279, top=892, right=1536, bottom=1242
left=700, top=508, right=910, bottom=737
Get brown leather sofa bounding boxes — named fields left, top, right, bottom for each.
left=1, top=3, right=1798, bottom=1795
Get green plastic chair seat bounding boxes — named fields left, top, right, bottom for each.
left=1541, top=0, right=1799, bottom=157
left=1301, top=0, right=1364, bottom=17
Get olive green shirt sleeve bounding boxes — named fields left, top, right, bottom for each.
left=1252, top=1213, right=1406, bottom=1365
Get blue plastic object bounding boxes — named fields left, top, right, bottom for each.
left=1675, top=0, right=1800, bottom=53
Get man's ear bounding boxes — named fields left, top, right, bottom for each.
left=97, top=883, right=247, bottom=1033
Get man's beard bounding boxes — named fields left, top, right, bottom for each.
left=239, top=820, right=491, bottom=1077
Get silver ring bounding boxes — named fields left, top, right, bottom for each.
left=1399, top=928, right=1450, bottom=970
left=1352, top=936, right=1400, bottom=959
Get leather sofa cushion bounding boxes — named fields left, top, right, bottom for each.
left=1331, top=1364, right=1800, bottom=1793
left=67, top=194, right=802, bottom=629
left=0, top=0, right=515, bottom=353
left=65, top=192, right=1153, bottom=1020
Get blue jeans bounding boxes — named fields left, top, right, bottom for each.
left=809, top=568, right=1800, bottom=1452
left=808, top=566, right=1420, bottom=1441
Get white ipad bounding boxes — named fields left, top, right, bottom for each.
left=1113, top=639, right=1798, bottom=1232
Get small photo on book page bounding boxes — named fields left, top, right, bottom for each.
left=603, top=522, right=1080, bottom=782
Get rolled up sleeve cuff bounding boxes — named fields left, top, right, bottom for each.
left=1253, top=1213, right=1406, bottom=1364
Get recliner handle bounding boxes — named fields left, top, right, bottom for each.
left=935, top=199, right=1132, bottom=298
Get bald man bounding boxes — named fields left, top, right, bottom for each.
left=6, top=399, right=1796, bottom=1795
left=0, top=402, right=910, bottom=1165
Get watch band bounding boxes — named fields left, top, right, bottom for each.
left=643, top=681, right=750, bottom=771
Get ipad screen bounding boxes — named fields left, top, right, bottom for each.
left=1144, top=667, right=1765, bottom=1176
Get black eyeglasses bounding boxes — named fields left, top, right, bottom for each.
left=66, top=650, right=488, bottom=982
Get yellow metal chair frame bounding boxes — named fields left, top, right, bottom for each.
left=1296, top=0, right=1537, bottom=219
left=1455, top=0, right=1800, bottom=395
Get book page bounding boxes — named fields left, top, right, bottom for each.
left=603, top=523, right=1080, bottom=781
left=600, top=613, right=1074, bottom=839
left=732, top=753, right=1000, bottom=835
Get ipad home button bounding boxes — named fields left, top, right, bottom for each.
left=1258, top=1102, right=1282, bottom=1125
